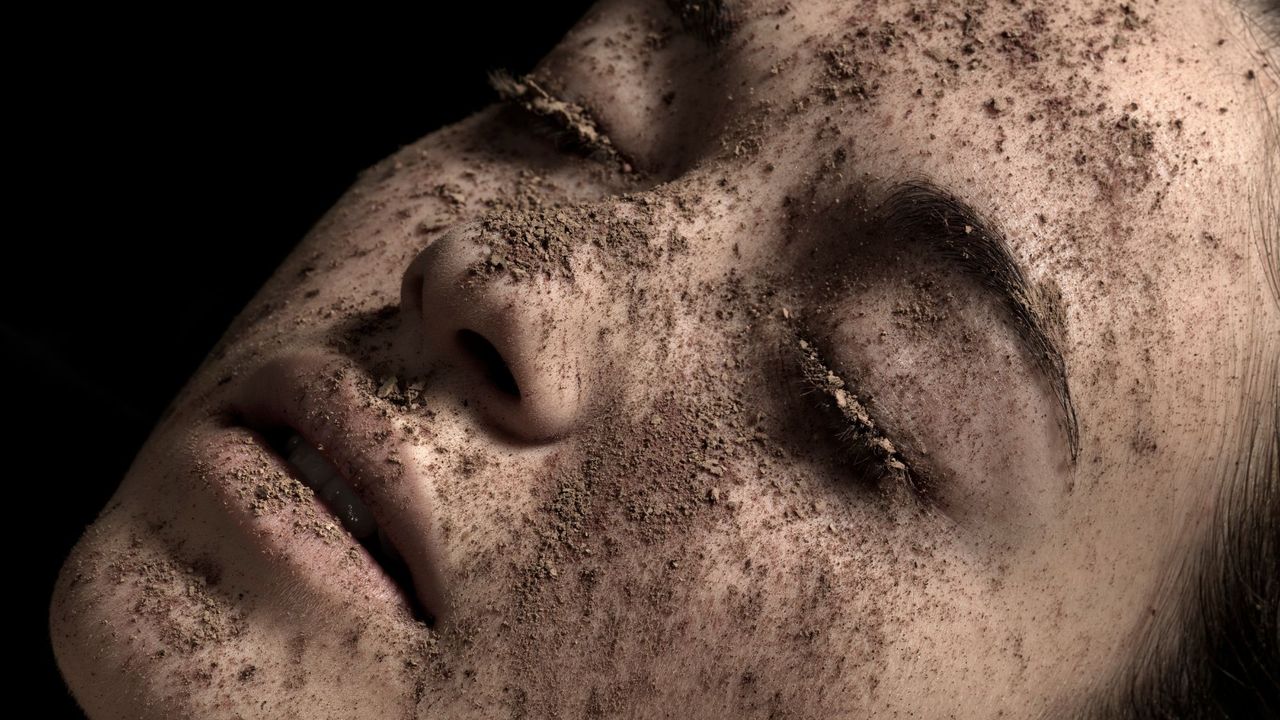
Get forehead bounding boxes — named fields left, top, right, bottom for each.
left=551, top=2, right=1254, bottom=221
left=545, top=0, right=1265, bottom=288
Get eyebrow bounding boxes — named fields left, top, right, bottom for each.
left=664, top=0, right=736, bottom=46
left=874, top=181, right=1080, bottom=463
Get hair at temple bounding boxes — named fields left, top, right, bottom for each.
left=1081, top=374, right=1279, bottom=718
left=1078, top=1, right=1279, bottom=715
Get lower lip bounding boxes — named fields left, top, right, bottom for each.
left=182, top=413, right=417, bottom=621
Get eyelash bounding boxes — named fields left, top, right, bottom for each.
left=788, top=323, right=931, bottom=501
left=487, top=69, right=630, bottom=170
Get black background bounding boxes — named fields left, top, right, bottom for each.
left=16, top=6, right=595, bottom=715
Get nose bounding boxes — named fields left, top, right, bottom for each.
left=399, top=223, right=600, bottom=443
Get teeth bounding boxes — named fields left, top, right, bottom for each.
left=283, top=432, right=378, bottom=540
left=319, top=476, right=378, bottom=539
left=283, top=434, right=338, bottom=490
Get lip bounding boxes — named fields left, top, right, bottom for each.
left=219, top=348, right=447, bottom=626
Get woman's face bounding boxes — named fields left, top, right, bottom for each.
left=51, top=0, right=1275, bottom=717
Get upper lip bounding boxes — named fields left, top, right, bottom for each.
left=227, top=349, right=445, bottom=625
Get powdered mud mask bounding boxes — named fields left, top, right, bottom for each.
left=50, top=0, right=1279, bottom=718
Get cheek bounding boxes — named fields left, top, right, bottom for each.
left=406, top=314, right=998, bottom=716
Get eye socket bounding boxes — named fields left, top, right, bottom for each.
left=785, top=322, right=936, bottom=502
left=488, top=69, right=633, bottom=171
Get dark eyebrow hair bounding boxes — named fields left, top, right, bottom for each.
left=664, top=0, right=737, bottom=46
left=875, top=181, right=1081, bottom=465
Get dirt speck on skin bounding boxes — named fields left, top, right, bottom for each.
left=815, top=23, right=906, bottom=105
left=373, top=374, right=430, bottom=411
left=488, top=69, right=630, bottom=170
left=786, top=323, right=919, bottom=493
left=465, top=196, right=683, bottom=285
left=208, top=452, right=349, bottom=547
left=105, top=531, right=249, bottom=659
left=1086, top=110, right=1160, bottom=198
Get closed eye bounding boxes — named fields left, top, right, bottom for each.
left=487, top=68, right=633, bottom=171
left=787, top=321, right=937, bottom=503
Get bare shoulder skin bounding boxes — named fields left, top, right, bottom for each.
left=49, top=0, right=1279, bottom=718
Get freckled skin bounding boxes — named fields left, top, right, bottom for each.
left=49, top=1, right=1278, bottom=718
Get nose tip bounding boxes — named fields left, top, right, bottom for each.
left=399, top=226, right=589, bottom=443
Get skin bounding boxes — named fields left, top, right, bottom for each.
left=49, top=1, right=1278, bottom=718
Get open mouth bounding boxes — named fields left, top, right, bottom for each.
left=252, top=422, right=436, bottom=627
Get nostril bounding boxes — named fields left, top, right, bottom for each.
left=456, top=329, right=520, bottom=399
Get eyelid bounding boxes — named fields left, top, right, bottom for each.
left=786, top=320, right=935, bottom=501
left=487, top=69, right=632, bottom=171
